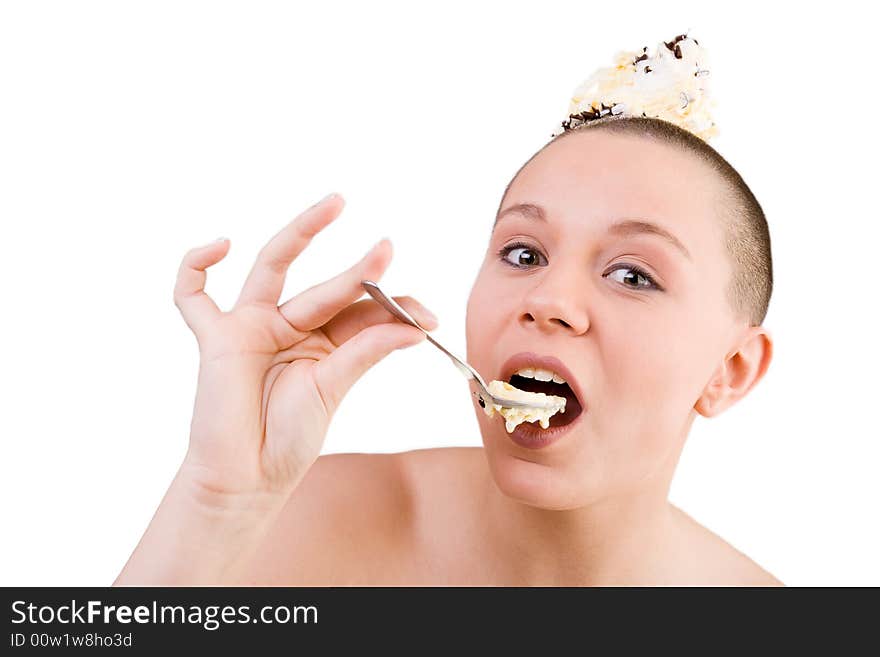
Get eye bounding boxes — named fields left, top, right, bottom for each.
left=605, top=264, right=662, bottom=291
left=498, top=242, right=548, bottom=269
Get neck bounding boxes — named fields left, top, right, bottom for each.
left=483, top=460, right=679, bottom=586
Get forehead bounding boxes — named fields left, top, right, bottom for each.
left=501, top=130, right=724, bottom=255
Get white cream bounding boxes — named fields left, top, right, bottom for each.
left=481, top=380, right=566, bottom=434
left=552, top=34, right=718, bottom=142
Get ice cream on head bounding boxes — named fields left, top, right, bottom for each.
left=552, top=33, right=718, bottom=142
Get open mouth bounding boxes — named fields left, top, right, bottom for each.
left=506, top=367, right=584, bottom=428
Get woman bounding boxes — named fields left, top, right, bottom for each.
left=115, top=36, right=781, bottom=586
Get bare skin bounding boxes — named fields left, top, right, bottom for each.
left=236, top=448, right=781, bottom=586
left=116, top=131, right=782, bottom=587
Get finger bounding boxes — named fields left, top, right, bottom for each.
left=173, top=238, right=230, bottom=336
left=235, top=193, right=344, bottom=308
left=278, top=238, right=393, bottom=331
left=311, top=322, right=426, bottom=417
left=321, top=295, right=439, bottom=347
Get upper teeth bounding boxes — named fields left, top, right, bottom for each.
left=515, top=367, right=567, bottom=384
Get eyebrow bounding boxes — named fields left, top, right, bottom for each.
left=494, top=202, right=692, bottom=261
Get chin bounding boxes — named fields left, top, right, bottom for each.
left=482, top=443, right=590, bottom=511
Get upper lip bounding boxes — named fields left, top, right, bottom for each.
left=498, top=352, right=586, bottom=411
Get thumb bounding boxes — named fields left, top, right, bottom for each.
left=311, top=323, right=425, bottom=417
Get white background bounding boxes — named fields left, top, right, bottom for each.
left=1, top=0, right=877, bottom=586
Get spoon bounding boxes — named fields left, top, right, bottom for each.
left=361, top=279, right=559, bottom=410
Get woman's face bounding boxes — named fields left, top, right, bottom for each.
left=466, top=130, right=743, bottom=510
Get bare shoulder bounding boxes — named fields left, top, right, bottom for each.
left=394, top=446, right=485, bottom=484
left=388, top=446, right=487, bottom=520
left=669, top=505, right=784, bottom=586
left=237, top=447, right=481, bottom=585
left=237, top=451, right=415, bottom=585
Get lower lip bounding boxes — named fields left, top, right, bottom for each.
left=506, top=411, right=584, bottom=450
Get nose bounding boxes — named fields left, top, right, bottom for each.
left=519, top=268, right=591, bottom=335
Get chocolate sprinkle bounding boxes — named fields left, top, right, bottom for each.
left=559, top=102, right=625, bottom=131
left=664, top=33, right=689, bottom=54
left=556, top=33, right=700, bottom=135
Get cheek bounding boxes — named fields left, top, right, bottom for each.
left=604, top=311, right=719, bottom=420
left=586, top=328, right=695, bottom=488
left=466, top=269, right=503, bottom=346
left=465, top=284, right=483, bottom=349
left=605, top=327, right=672, bottom=401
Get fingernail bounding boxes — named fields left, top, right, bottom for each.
left=202, top=237, right=227, bottom=247
left=314, top=192, right=338, bottom=207
left=215, top=237, right=228, bottom=242
left=422, top=307, right=439, bottom=324
left=363, top=239, right=379, bottom=256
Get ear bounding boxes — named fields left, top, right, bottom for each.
left=694, top=327, right=773, bottom=418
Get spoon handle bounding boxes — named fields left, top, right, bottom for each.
left=361, top=280, right=424, bottom=331
left=362, top=280, right=484, bottom=384
left=361, top=279, right=552, bottom=410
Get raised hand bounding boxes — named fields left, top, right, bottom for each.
left=173, top=193, right=437, bottom=501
